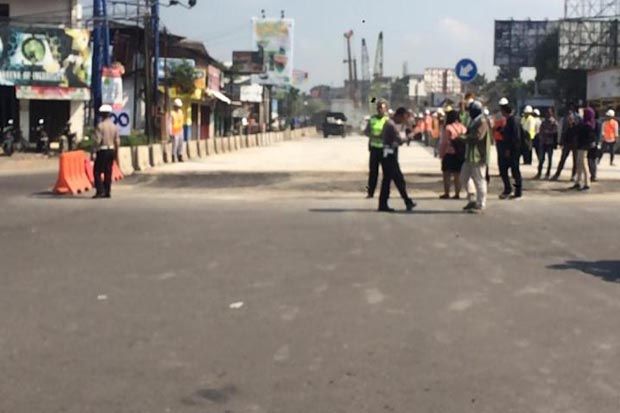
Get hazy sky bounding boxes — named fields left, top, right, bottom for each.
left=162, top=0, right=564, bottom=87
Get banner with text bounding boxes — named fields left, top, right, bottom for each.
left=251, top=18, right=294, bottom=86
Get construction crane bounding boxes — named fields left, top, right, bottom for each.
left=361, top=38, right=371, bottom=82
left=343, top=30, right=358, bottom=106
left=373, top=31, right=384, bottom=80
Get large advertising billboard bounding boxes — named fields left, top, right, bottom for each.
left=252, top=18, right=294, bottom=86
left=494, top=20, right=558, bottom=69
left=0, top=25, right=91, bottom=88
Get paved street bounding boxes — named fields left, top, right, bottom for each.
left=2, top=135, right=620, bottom=413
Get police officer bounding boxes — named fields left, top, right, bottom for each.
left=364, top=100, right=389, bottom=198
left=378, top=107, right=417, bottom=213
left=92, top=104, right=120, bottom=199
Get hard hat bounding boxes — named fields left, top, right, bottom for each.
left=483, top=108, right=490, bottom=116
left=533, top=109, right=541, bottom=116
left=38, top=119, right=44, bottom=125
left=499, top=97, right=509, bottom=106
left=173, top=98, right=183, bottom=108
left=99, top=104, right=113, bottom=113
left=444, top=105, right=454, bottom=113
left=388, top=109, right=395, bottom=116
left=437, top=108, right=445, bottom=116
left=523, top=105, right=533, bottom=114
left=606, top=109, right=616, bottom=117
left=425, top=109, right=430, bottom=115
left=7, top=119, right=13, bottom=125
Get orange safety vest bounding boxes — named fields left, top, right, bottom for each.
left=431, top=118, right=440, bottom=138
left=171, top=109, right=184, bottom=135
left=602, top=119, right=618, bottom=142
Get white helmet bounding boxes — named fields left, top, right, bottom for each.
left=606, top=109, right=616, bottom=117
left=483, top=108, right=490, bottom=116
left=523, top=105, right=533, bottom=114
left=173, top=98, right=183, bottom=108
left=99, top=104, right=113, bottom=113
left=425, top=109, right=431, bottom=115
left=533, top=109, right=541, bottom=116
left=499, top=97, right=509, bottom=106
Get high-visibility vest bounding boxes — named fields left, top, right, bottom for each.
left=521, top=115, right=537, bottom=140
left=602, top=119, right=618, bottom=142
left=368, top=115, right=388, bottom=148
left=171, top=110, right=184, bottom=135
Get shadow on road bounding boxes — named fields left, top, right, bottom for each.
left=548, top=260, right=620, bottom=283
left=309, top=208, right=465, bottom=215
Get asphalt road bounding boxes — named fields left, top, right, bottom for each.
left=1, top=136, right=620, bottom=413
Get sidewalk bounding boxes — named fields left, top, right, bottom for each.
left=0, top=154, right=57, bottom=176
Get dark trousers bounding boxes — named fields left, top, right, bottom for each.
left=537, top=144, right=555, bottom=176
left=600, top=141, right=616, bottom=164
left=498, top=142, right=522, bottom=196
left=368, top=147, right=383, bottom=197
left=522, top=139, right=533, bottom=165
left=588, top=150, right=598, bottom=181
left=554, top=146, right=577, bottom=179
left=94, top=149, right=115, bottom=196
left=379, top=153, right=410, bottom=208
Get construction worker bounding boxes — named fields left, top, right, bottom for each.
left=521, top=106, right=537, bottom=165
left=423, top=110, right=433, bottom=147
left=378, top=107, right=416, bottom=213
left=532, top=108, right=543, bottom=164
left=92, top=104, right=120, bottom=199
left=364, top=100, right=390, bottom=198
left=497, top=98, right=523, bottom=199
left=170, top=98, right=185, bottom=162
left=599, top=109, right=618, bottom=166
left=431, top=112, right=441, bottom=157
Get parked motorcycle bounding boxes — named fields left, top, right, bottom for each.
left=34, top=119, right=50, bottom=155
left=1, top=119, right=15, bottom=156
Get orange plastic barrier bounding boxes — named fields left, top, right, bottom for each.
left=112, top=161, right=123, bottom=182
left=85, top=157, right=95, bottom=185
left=53, top=151, right=93, bottom=195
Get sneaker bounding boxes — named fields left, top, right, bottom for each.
left=365, top=194, right=374, bottom=199
left=498, top=193, right=511, bottom=200
left=405, top=199, right=417, bottom=212
left=439, top=194, right=450, bottom=200
left=509, top=194, right=523, bottom=200
left=468, top=206, right=484, bottom=214
left=463, top=201, right=476, bottom=211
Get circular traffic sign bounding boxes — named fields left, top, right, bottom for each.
left=455, top=58, right=478, bottom=83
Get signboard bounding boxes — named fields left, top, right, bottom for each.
left=240, top=84, right=263, bottom=103
left=207, top=65, right=221, bottom=92
left=157, top=58, right=196, bottom=81
left=252, top=18, right=294, bottom=86
left=0, top=26, right=91, bottom=87
left=587, top=68, right=620, bottom=101
left=15, top=86, right=90, bottom=100
left=494, top=20, right=559, bottom=69
left=112, top=109, right=132, bottom=136
left=455, top=59, right=478, bottom=83
left=101, top=66, right=124, bottom=109
left=232, top=50, right=264, bottom=74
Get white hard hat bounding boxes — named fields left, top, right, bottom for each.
left=483, top=108, right=490, bottom=116
left=388, top=109, right=395, bottom=115
left=606, top=109, right=616, bottom=117
left=437, top=108, right=445, bottom=116
left=173, top=98, right=183, bottom=108
left=499, top=97, right=509, bottom=106
left=533, top=109, right=541, bottom=116
left=425, top=109, right=430, bottom=115
left=524, top=105, right=533, bottom=114
left=99, top=104, right=113, bottom=113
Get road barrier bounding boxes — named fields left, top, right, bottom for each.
left=163, top=142, right=173, bottom=163
left=132, top=145, right=150, bottom=171
left=118, top=147, right=134, bottom=175
left=215, top=137, right=223, bottom=154
left=150, top=144, right=163, bottom=167
left=53, top=151, right=92, bottom=195
left=206, top=138, right=215, bottom=155
left=198, top=140, right=206, bottom=157
left=187, top=140, right=198, bottom=159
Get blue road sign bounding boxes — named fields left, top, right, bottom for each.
left=455, top=59, right=478, bottom=83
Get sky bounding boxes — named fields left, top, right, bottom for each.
left=161, top=0, right=565, bottom=89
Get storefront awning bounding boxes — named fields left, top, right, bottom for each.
left=207, top=89, right=231, bottom=105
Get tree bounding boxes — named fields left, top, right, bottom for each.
left=169, top=61, right=196, bottom=95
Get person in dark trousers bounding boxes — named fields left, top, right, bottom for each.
left=365, top=101, right=390, bottom=198
left=496, top=98, right=523, bottom=199
left=588, top=107, right=600, bottom=182
left=599, top=109, right=618, bottom=166
left=92, top=104, right=120, bottom=199
left=378, top=107, right=417, bottom=213
left=572, top=108, right=597, bottom=191
left=535, top=108, right=559, bottom=180
left=552, top=113, right=578, bottom=181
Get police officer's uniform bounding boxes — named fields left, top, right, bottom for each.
left=92, top=105, right=120, bottom=198
left=365, top=114, right=389, bottom=198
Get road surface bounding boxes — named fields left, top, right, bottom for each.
left=1, top=135, right=620, bottom=413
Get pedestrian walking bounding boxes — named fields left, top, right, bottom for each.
left=170, top=98, right=185, bottom=162
left=365, top=100, right=390, bottom=198
left=431, top=112, right=441, bottom=157
left=599, top=109, right=618, bottom=166
left=438, top=107, right=466, bottom=200
left=535, top=108, right=559, bottom=180
left=460, top=101, right=492, bottom=213
left=521, top=106, right=536, bottom=165
left=378, top=107, right=417, bottom=213
left=532, top=108, right=543, bottom=164
left=551, top=113, right=578, bottom=181
left=497, top=98, right=523, bottom=200
left=423, top=110, right=433, bottom=147
left=572, top=108, right=596, bottom=191
left=91, top=104, right=120, bottom=199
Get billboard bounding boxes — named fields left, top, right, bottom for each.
left=232, top=50, right=264, bottom=74
left=252, top=18, right=294, bottom=86
left=0, top=25, right=91, bottom=88
left=240, top=84, right=263, bottom=103
left=558, top=20, right=620, bottom=70
left=494, top=20, right=558, bottom=68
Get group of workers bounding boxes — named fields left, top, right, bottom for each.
left=364, top=94, right=619, bottom=213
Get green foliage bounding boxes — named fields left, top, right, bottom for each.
left=169, top=61, right=196, bottom=95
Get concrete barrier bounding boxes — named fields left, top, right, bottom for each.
left=187, top=139, right=198, bottom=159
left=238, top=135, right=246, bottom=149
left=118, top=147, right=134, bottom=176
left=206, top=138, right=215, bottom=156
left=226, top=136, right=234, bottom=152
left=163, top=142, right=173, bottom=163
left=215, top=137, right=223, bottom=154
left=132, top=145, right=150, bottom=171
left=150, top=144, right=163, bottom=167
left=198, top=139, right=206, bottom=158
